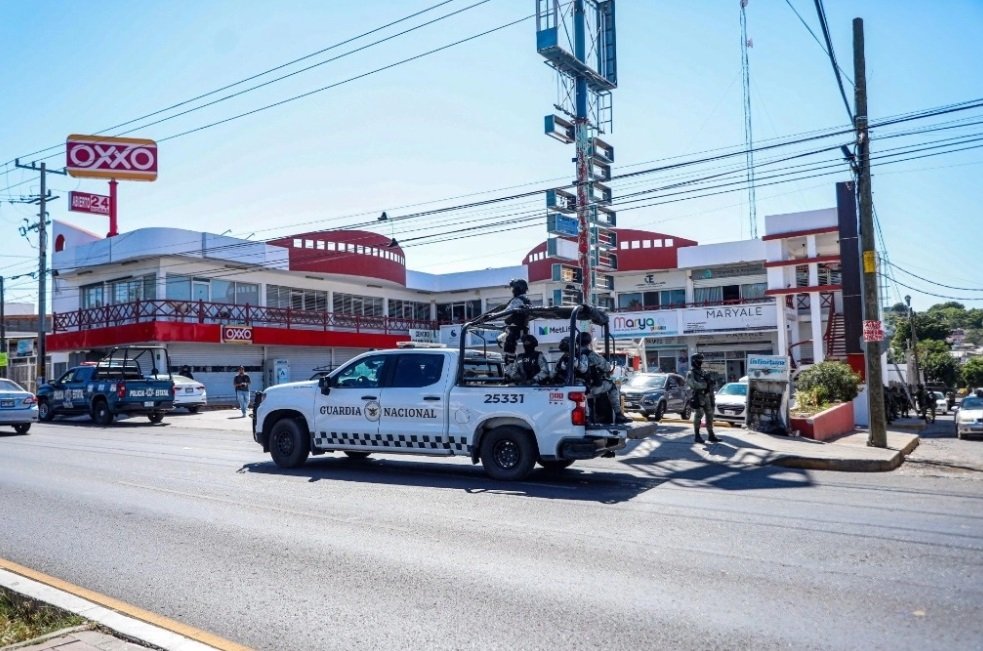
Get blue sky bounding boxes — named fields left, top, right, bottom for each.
left=1, top=0, right=980, bottom=311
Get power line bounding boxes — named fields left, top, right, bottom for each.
left=0, top=0, right=468, bottom=168
left=878, top=274, right=983, bottom=302
left=782, top=0, right=853, bottom=85
left=887, top=261, right=983, bottom=292
left=813, top=0, right=853, bottom=121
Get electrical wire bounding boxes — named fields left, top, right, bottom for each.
left=887, top=262, right=983, bottom=292
left=813, top=0, right=853, bottom=121
left=878, top=274, right=983, bottom=302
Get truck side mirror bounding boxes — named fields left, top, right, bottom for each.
left=318, top=376, right=331, bottom=396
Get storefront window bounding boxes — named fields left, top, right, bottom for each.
left=334, top=292, right=384, bottom=318
left=660, top=289, right=686, bottom=307
left=80, top=283, right=104, bottom=309
left=740, top=282, right=767, bottom=300
left=436, top=300, right=482, bottom=323
left=389, top=299, right=431, bottom=321
left=166, top=274, right=191, bottom=300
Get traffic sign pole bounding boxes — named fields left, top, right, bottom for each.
left=109, top=179, right=118, bottom=237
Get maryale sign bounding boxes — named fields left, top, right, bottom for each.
left=683, top=303, right=776, bottom=334
left=610, top=311, right=679, bottom=339
left=221, top=325, right=254, bottom=344
left=66, top=134, right=158, bottom=181
left=68, top=191, right=110, bottom=215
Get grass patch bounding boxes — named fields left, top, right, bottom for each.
left=1, top=586, right=86, bottom=647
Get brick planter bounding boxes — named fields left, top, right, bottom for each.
left=790, top=401, right=855, bottom=441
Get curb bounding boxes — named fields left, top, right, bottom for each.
left=769, top=453, right=903, bottom=472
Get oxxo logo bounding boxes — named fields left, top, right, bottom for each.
left=66, top=135, right=158, bottom=181
left=222, top=325, right=253, bottom=344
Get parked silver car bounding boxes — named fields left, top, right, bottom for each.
left=0, top=378, right=39, bottom=434
left=621, top=372, right=691, bottom=421
left=714, top=381, right=749, bottom=424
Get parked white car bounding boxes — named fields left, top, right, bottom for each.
left=933, top=391, right=949, bottom=415
left=956, top=396, right=983, bottom=440
left=0, top=378, right=38, bottom=434
left=173, top=375, right=207, bottom=413
left=714, top=381, right=749, bottom=424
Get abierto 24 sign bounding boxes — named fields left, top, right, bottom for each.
left=66, top=134, right=158, bottom=181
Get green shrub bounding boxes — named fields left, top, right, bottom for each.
left=795, top=361, right=861, bottom=407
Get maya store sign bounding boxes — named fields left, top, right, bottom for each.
left=609, top=312, right=680, bottom=339
left=683, top=303, right=777, bottom=334
left=221, top=325, right=254, bottom=344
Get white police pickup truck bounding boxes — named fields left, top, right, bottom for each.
left=253, top=305, right=629, bottom=480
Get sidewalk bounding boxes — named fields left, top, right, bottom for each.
left=626, top=418, right=920, bottom=472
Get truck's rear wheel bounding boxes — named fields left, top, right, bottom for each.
left=269, top=418, right=310, bottom=468
left=480, top=426, right=537, bottom=481
left=38, top=399, right=54, bottom=422
left=148, top=412, right=165, bottom=424
left=92, top=401, right=113, bottom=426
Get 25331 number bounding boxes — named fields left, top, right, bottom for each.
left=483, top=393, right=524, bottom=404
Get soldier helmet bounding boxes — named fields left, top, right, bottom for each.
left=521, top=334, right=539, bottom=348
left=558, top=336, right=571, bottom=353
left=577, top=331, right=592, bottom=347
left=509, top=278, right=529, bottom=295
left=690, top=353, right=704, bottom=367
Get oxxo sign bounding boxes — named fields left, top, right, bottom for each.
left=66, top=134, right=158, bottom=181
left=222, top=325, right=254, bottom=344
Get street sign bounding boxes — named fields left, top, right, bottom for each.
left=0, top=352, right=7, bottom=368
left=66, top=134, right=158, bottom=181
left=863, top=320, right=885, bottom=342
left=546, top=213, right=579, bottom=237
left=68, top=191, right=110, bottom=215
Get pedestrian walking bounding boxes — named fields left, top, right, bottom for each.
left=234, top=366, right=251, bottom=417
left=686, top=353, right=720, bottom=444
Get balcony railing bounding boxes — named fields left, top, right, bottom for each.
left=53, top=299, right=437, bottom=335
left=610, top=296, right=773, bottom=314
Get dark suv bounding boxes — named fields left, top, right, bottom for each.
left=621, top=372, right=691, bottom=421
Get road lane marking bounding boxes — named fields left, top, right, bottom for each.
left=0, top=556, right=252, bottom=651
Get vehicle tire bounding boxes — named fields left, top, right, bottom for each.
left=343, top=451, right=371, bottom=459
left=38, top=399, right=55, bottom=422
left=186, top=406, right=200, bottom=414
left=92, top=400, right=113, bottom=426
left=680, top=405, right=692, bottom=420
left=538, top=458, right=574, bottom=472
left=14, top=423, right=30, bottom=435
left=480, top=426, right=537, bottom=481
left=269, top=418, right=310, bottom=468
left=649, top=401, right=666, bottom=422
left=148, top=412, right=165, bottom=424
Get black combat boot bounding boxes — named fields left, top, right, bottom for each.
left=707, top=432, right=721, bottom=444
left=693, top=432, right=705, bottom=444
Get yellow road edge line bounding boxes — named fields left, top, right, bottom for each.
left=0, top=557, right=252, bottom=651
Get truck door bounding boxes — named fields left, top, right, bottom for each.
left=377, top=353, right=449, bottom=455
left=313, top=354, right=390, bottom=451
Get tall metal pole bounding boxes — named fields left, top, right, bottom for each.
left=37, top=163, right=48, bottom=388
left=854, top=18, right=887, bottom=447
left=573, top=0, right=592, bottom=305
left=907, top=299, right=921, bottom=386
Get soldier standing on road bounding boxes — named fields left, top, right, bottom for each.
left=686, top=353, right=720, bottom=444
left=234, top=366, right=251, bottom=417
left=577, top=332, right=630, bottom=425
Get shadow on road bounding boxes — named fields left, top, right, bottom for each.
left=238, top=456, right=666, bottom=504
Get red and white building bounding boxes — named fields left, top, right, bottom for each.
left=47, top=206, right=851, bottom=400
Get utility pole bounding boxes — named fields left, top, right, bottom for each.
left=14, top=159, right=66, bottom=389
left=853, top=18, right=887, bottom=447
left=906, top=295, right=921, bottom=385
left=0, top=275, right=5, bottom=379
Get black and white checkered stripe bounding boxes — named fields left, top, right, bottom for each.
left=315, top=431, right=472, bottom=454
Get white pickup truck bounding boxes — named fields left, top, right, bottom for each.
left=253, top=306, right=629, bottom=480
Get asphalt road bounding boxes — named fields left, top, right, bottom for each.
left=1, top=415, right=981, bottom=651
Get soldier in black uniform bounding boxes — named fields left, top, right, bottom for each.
left=501, top=278, right=531, bottom=364
left=577, top=332, right=631, bottom=425
left=506, top=334, right=551, bottom=385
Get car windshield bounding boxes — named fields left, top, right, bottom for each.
left=625, top=374, right=668, bottom=390
left=718, top=383, right=748, bottom=396
left=962, top=397, right=983, bottom=410
left=0, top=378, right=24, bottom=392
left=933, top=392, right=945, bottom=400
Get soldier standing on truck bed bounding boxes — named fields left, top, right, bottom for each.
left=686, top=353, right=720, bottom=444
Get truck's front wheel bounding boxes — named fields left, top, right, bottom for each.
left=480, top=426, right=537, bottom=481
left=269, top=418, right=310, bottom=468
left=92, top=400, right=113, bottom=426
